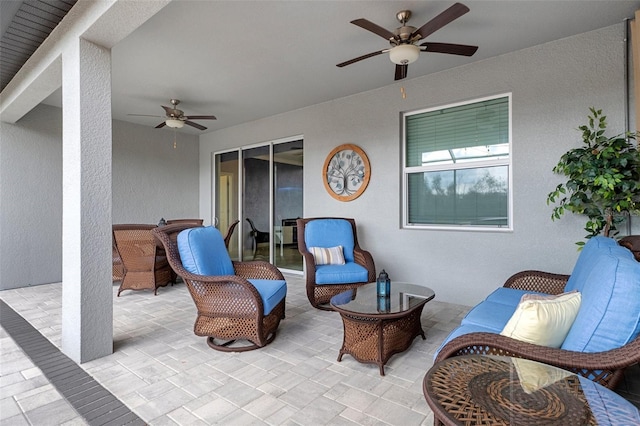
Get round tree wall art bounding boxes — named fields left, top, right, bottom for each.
left=323, top=144, right=370, bottom=201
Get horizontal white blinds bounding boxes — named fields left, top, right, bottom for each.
left=406, top=97, right=509, bottom=167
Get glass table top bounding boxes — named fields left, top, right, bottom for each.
left=424, top=355, right=640, bottom=425
left=330, top=282, right=435, bottom=315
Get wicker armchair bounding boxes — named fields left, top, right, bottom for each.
left=435, top=270, right=640, bottom=390
left=297, top=217, right=376, bottom=310
left=112, top=224, right=174, bottom=296
left=153, top=224, right=287, bottom=351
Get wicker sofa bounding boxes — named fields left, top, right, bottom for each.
left=435, top=236, right=640, bottom=389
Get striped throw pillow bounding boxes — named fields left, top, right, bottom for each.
left=310, top=246, right=345, bottom=265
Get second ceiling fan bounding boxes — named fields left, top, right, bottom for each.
left=129, top=99, right=217, bottom=131
left=337, top=2, right=478, bottom=81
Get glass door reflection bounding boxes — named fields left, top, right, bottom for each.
left=273, top=140, right=303, bottom=271
left=243, top=145, right=271, bottom=261
left=214, top=151, right=240, bottom=260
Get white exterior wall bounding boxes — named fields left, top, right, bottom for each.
left=0, top=104, right=63, bottom=290
left=112, top=120, right=200, bottom=224
left=199, top=24, right=639, bottom=306
left=0, top=105, right=199, bottom=290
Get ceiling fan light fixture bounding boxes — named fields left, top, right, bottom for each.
left=389, top=44, right=420, bottom=65
left=166, top=118, right=184, bottom=129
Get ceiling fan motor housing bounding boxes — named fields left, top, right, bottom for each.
left=169, top=109, right=184, bottom=118
left=393, top=26, right=417, bottom=45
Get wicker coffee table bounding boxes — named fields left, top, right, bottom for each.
left=423, top=355, right=640, bottom=425
left=330, top=282, right=435, bottom=375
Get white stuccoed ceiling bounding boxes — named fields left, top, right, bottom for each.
left=40, top=0, right=640, bottom=134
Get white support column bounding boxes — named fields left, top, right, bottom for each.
left=61, top=37, right=113, bottom=363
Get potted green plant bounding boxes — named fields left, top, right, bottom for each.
left=547, top=107, right=640, bottom=246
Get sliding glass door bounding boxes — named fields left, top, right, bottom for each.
left=213, top=137, right=303, bottom=272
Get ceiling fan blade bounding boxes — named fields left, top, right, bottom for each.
left=337, top=49, right=386, bottom=67
left=155, top=122, right=166, bottom=129
left=421, top=42, right=478, bottom=56
left=412, top=2, right=470, bottom=40
left=185, top=115, right=217, bottom=120
left=394, top=64, right=408, bottom=81
left=185, top=120, right=207, bottom=131
left=127, top=114, right=163, bottom=118
left=351, top=18, right=396, bottom=41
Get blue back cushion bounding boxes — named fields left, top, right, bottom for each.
left=565, top=236, right=621, bottom=292
left=305, top=219, right=355, bottom=262
left=177, top=226, right=234, bottom=276
left=562, top=252, right=640, bottom=352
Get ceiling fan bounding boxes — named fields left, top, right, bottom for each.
left=128, top=99, right=217, bottom=130
left=337, top=2, right=478, bottom=81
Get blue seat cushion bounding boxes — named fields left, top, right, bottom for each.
left=248, top=279, right=287, bottom=315
left=177, top=226, right=234, bottom=276
left=315, top=262, right=368, bottom=285
left=562, top=253, right=640, bottom=352
left=484, top=287, right=549, bottom=306
left=460, top=301, right=517, bottom=332
left=305, top=219, right=355, bottom=262
left=434, top=324, right=499, bottom=359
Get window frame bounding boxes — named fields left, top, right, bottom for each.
left=401, top=93, right=513, bottom=232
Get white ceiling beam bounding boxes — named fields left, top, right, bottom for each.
left=0, top=0, right=170, bottom=124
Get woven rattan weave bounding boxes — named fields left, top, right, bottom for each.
left=113, top=224, right=173, bottom=296
left=153, top=224, right=286, bottom=352
left=423, top=355, right=640, bottom=426
left=331, top=282, right=435, bottom=375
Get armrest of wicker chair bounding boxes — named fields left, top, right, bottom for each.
left=434, top=332, right=640, bottom=390
left=233, top=260, right=284, bottom=281
left=353, top=248, right=376, bottom=283
left=502, top=270, right=570, bottom=294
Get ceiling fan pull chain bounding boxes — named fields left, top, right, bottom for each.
left=173, top=130, right=177, bottom=149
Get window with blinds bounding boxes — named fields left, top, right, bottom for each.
left=402, top=94, right=512, bottom=230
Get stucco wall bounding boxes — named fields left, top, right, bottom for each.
left=199, top=24, right=640, bottom=306
left=1, top=104, right=63, bottom=290
left=111, top=120, right=199, bottom=224
left=0, top=105, right=200, bottom=290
